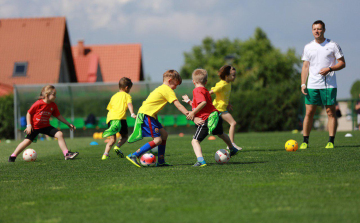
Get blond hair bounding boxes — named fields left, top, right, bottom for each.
left=39, top=85, right=55, bottom=99
left=163, top=70, right=182, bottom=85
left=192, top=69, right=208, bottom=84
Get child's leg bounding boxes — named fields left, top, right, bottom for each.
left=104, top=135, right=116, bottom=154
left=191, top=138, right=203, bottom=158
left=157, top=128, right=168, bottom=164
left=54, top=131, right=70, bottom=156
left=217, top=133, right=233, bottom=148
left=221, top=112, right=237, bottom=143
left=115, top=134, right=128, bottom=148
left=11, top=139, right=32, bottom=157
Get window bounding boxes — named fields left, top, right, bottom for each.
left=13, top=62, right=28, bottom=77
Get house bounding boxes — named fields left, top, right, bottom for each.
left=72, top=41, right=144, bottom=83
left=0, top=17, right=77, bottom=89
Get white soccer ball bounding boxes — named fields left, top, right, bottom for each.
left=140, top=153, right=156, bottom=167
left=149, top=146, right=158, bottom=155
left=23, top=148, right=37, bottom=162
left=215, top=149, right=230, bottom=164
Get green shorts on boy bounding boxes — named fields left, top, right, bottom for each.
left=126, top=70, right=190, bottom=167
left=183, top=69, right=240, bottom=167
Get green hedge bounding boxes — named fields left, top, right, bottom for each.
left=0, top=94, right=14, bottom=139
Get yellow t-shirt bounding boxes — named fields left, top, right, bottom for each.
left=106, top=91, right=132, bottom=123
left=211, top=80, right=231, bottom=112
left=138, top=84, right=178, bottom=118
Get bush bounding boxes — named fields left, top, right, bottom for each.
left=0, top=94, right=14, bottom=139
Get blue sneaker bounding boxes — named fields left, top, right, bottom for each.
left=126, top=155, right=141, bottom=168
left=193, top=161, right=207, bottom=167
left=230, top=148, right=239, bottom=157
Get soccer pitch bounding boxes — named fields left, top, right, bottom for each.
left=1, top=131, right=359, bottom=223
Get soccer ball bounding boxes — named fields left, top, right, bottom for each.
left=149, top=146, right=158, bottom=155
left=140, top=153, right=156, bottom=167
left=215, top=149, right=230, bottom=164
left=23, top=148, right=37, bottom=162
left=285, top=139, right=298, bottom=152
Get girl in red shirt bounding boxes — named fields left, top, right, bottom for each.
left=8, top=85, right=79, bottom=162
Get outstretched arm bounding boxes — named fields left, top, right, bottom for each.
left=128, top=103, right=136, bottom=118
left=173, top=100, right=190, bottom=116
left=57, top=115, right=76, bottom=130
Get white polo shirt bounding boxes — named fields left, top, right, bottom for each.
left=302, top=38, right=344, bottom=89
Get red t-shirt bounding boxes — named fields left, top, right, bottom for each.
left=192, top=87, right=217, bottom=120
left=28, top=100, right=60, bottom=129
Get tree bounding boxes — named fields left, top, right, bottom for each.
left=180, top=28, right=302, bottom=131
left=350, top=80, right=360, bottom=99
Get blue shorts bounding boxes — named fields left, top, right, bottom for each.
left=142, top=115, right=163, bottom=138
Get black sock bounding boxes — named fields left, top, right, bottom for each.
left=329, top=136, right=335, bottom=144
left=303, top=136, right=309, bottom=144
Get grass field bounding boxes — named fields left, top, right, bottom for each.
left=1, top=131, right=360, bottom=223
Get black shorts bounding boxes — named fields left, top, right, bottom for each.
left=25, top=126, right=59, bottom=142
left=193, top=117, right=223, bottom=142
left=108, top=119, right=128, bottom=136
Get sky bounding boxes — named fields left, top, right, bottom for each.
left=1, top=0, right=359, bottom=99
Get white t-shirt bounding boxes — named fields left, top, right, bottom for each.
left=302, top=38, right=344, bottom=89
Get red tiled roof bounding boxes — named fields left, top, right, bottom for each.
left=72, top=43, right=143, bottom=82
left=0, top=17, right=70, bottom=86
left=0, top=82, right=13, bottom=96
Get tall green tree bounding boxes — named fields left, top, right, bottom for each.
left=350, top=80, right=360, bottom=99
left=181, top=28, right=302, bottom=131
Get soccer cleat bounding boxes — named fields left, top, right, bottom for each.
left=193, top=162, right=207, bottom=167
left=114, top=146, right=124, bottom=158
left=65, top=151, right=79, bottom=160
left=101, top=154, right=109, bottom=160
left=230, top=148, right=239, bottom=157
left=8, top=156, right=16, bottom=162
left=126, top=155, right=141, bottom=168
left=325, top=142, right=334, bottom=149
left=227, top=143, right=242, bottom=151
left=156, top=162, right=173, bottom=167
left=299, top=142, right=308, bottom=150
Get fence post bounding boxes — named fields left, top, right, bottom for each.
left=13, top=85, right=18, bottom=141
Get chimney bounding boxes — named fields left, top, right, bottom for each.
left=78, top=40, right=84, bottom=56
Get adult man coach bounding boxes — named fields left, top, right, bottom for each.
left=300, top=20, right=346, bottom=149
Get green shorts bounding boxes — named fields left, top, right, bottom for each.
left=305, top=88, right=337, bottom=106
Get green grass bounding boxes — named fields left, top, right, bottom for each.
left=1, top=131, right=360, bottom=223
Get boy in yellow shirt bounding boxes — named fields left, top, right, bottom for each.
left=210, top=65, right=242, bottom=151
left=126, top=70, right=190, bottom=167
left=102, top=77, right=136, bottom=160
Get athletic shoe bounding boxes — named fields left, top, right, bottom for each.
left=8, top=156, right=16, bottom=162
left=126, top=155, right=141, bottom=168
left=156, top=162, right=173, bottom=167
left=299, top=142, right=308, bottom=150
left=101, top=154, right=109, bottom=160
left=193, top=162, right=207, bottom=167
left=227, top=143, right=242, bottom=151
left=230, top=148, right=239, bottom=157
left=325, top=142, right=334, bottom=149
left=114, top=146, right=124, bottom=158
left=65, top=151, right=79, bottom=160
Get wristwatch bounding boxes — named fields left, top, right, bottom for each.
left=301, top=84, right=306, bottom=88
left=329, top=67, right=333, bottom=72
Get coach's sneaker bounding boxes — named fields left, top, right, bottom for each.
left=114, top=146, right=124, bottom=158
left=65, top=151, right=79, bottom=160
left=101, top=154, right=109, bottom=160
left=8, top=156, right=16, bottom=162
left=193, top=161, right=207, bottom=167
left=156, top=162, right=173, bottom=167
left=299, top=142, right=308, bottom=150
left=126, top=155, right=141, bottom=168
left=325, top=142, right=334, bottom=149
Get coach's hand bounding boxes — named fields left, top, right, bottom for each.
left=319, top=67, right=331, bottom=76
left=301, top=85, right=307, bottom=95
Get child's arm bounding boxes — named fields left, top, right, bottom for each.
left=56, top=115, right=76, bottom=131
left=127, top=103, right=137, bottom=118
left=173, top=100, right=190, bottom=116
left=182, top=95, right=192, bottom=106
left=209, top=90, right=214, bottom=95
left=187, top=101, right=206, bottom=120
left=25, top=112, right=33, bottom=134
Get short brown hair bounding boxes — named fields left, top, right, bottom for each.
left=118, top=77, right=133, bottom=90
left=163, top=70, right=182, bottom=85
left=218, top=65, right=236, bottom=80
left=192, top=69, right=208, bottom=84
left=39, top=85, right=55, bottom=99
left=312, top=20, right=325, bottom=30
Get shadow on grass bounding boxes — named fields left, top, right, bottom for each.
left=241, top=149, right=283, bottom=152
left=178, top=161, right=268, bottom=166
left=335, top=145, right=360, bottom=148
